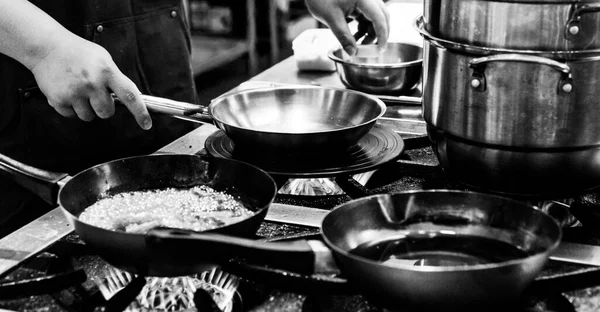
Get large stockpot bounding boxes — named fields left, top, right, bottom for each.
left=424, top=0, right=600, bottom=51
left=415, top=18, right=600, bottom=197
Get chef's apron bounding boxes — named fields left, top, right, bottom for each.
left=0, top=0, right=199, bottom=237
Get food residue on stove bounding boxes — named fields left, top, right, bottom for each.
left=79, top=185, right=254, bottom=233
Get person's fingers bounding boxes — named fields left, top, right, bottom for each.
left=324, top=9, right=359, bottom=56
left=107, top=73, right=152, bottom=130
left=89, top=88, right=115, bottom=119
left=70, top=98, right=97, bottom=122
left=50, top=101, right=77, bottom=118
left=377, top=0, right=391, bottom=37
left=357, top=0, right=389, bottom=49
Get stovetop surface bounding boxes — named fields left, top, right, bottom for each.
left=1, top=146, right=600, bottom=311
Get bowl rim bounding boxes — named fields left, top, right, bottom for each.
left=328, top=43, right=423, bottom=68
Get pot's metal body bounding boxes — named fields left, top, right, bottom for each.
left=422, top=40, right=600, bottom=148
left=427, top=125, right=600, bottom=197
left=416, top=20, right=600, bottom=197
left=424, top=0, right=600, bottom=51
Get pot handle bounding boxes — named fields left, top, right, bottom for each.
left=468, top=54, right=573, bottom=94
left=146, top=228, right=339, bottom=275
left=565, top=3, right=600, bottom=40
left=112, top=94, right=214, bottom=125
left=0, top=153, right=68, bottom=205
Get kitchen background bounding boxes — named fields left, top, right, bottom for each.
left=184, top=0, right=423, bottom=104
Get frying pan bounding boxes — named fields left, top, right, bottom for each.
left=146, top=190, right=571, bottom=311
left=134, top=86, right=386, bottom=151
left=0, top=153, right=277, bottom=277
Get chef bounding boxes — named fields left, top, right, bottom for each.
left=0, top=0, right=389, bottom=237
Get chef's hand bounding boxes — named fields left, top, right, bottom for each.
left=305, top=0, right=390, bottom=56
left=30, top=35, right=152, bottom=130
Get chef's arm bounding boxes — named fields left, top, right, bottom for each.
left=305, top=0, right=390, bottom=55
left=0, top=0, right=152, bottom=130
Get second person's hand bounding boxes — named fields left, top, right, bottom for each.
left=30, top=34, right=153, bottom=130
left=305, top=0, right=390, bottom=56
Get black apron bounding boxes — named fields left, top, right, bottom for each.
left=0, top=0, right=199, bottom=236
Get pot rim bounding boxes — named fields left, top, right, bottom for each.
left=414, top=15, right=600, bottom=61
left=328, top=44, right=423, bottom=69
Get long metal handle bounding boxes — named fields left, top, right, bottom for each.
left=469, top=54, right=573, bottom=93
left=469, top=54, right=571, bottom=75
left=112, top=94, right=214, bottom=124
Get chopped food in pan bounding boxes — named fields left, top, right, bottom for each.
left=79, top=185, right=254, bottom=234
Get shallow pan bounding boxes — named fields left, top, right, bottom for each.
left=135, top=86, right=386, bottom=151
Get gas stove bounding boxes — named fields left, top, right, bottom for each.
left=0, top=126, right=599, bottom=311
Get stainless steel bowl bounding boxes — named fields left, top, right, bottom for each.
left=328, top=43, right=423, bottom=94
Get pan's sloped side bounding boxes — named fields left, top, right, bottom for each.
left=209, top=87, right=386, bottom=151
left=59, top=154, right=277, bottom=277
left=321, top=190, right=562, bottom=310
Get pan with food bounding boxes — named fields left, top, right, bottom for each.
left=0, top=153, right=277, bottom=277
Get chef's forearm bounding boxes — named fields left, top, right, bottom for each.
left=0, top=0, right=75, bottom=71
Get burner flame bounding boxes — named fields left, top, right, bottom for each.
left=97, top=267, right=239, bottom=312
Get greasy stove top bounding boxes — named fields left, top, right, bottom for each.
left=1, top=144, right=600, bottom=311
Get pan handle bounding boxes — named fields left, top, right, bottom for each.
left=112, top=94, right=214, bottom=125
left=0, top=153, right=68, bottom=205
left=147, top=228, right=338, bottom=275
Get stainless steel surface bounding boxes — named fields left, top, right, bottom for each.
left=209, top=86, right=386, bottom=150
left=265, top=203, right=326, bottom=228
left=428, top=127, right=600, bottom=198
left=551, top=242, right=600, bottom=267
left=329, top=43, right=423, bottom=94
left=414, top=16, right=600, bottom=60
left=140, top=86, right=387, bottom=151
left=424, top=0, right=600, bottom=51
left=421, top=38, right=600, bottom=148
left=0, top=207, right=72, bottom=277
left=419, top=29, right=600, bottom=196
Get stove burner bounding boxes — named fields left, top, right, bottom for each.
left=205, top=124, right=405, bottom=178
left=97, top=267, right=239, bottom=312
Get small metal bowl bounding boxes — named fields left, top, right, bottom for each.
left=328, top=42, right=423, bottom=94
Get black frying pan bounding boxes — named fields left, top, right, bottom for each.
left=145, top=190, right=576, bottom=311
left=0, top=153, right=277, bottom=277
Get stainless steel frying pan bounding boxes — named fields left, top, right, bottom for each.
left=135, top=86, right=386, bottom=151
